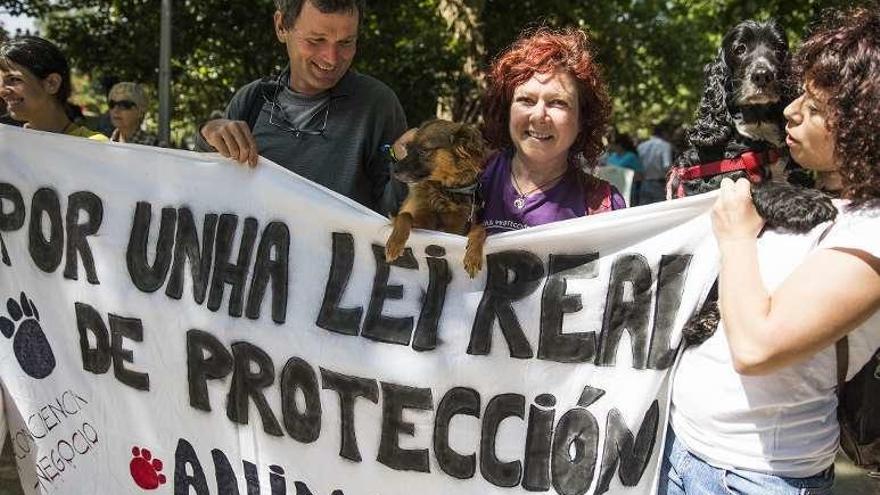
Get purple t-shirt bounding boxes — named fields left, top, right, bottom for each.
left=480, top=150, right=626, bottom=235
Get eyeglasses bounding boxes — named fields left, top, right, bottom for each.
left=266, top=83, right=330, bottom=137
left=109, top=100, right=137, bottom=110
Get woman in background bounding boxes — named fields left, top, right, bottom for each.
left=606, top=132, right=643, bottom=175
left=0, top=36, right=105, bottom=140
left=108, top=81, right=159, bottom=146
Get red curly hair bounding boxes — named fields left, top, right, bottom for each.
left=482, top=27, right=611, bottom=166
left=795, top=5, right=880, bottom=204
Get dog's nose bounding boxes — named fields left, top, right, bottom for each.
left=751, top=67, right=774, bottom=87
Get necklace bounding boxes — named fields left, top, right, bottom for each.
left=511, top=167, right=568, bottom=209
left=25, top=120, right=75, bottom=134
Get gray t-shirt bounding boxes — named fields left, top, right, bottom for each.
left=197, top=70, right=407, bottom=215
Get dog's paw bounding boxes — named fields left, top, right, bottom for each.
left=385, top=238, right=405, bottom=263
left=682, top=301, right=721, bottom=347
left=463, top=252, right=482, bottom=279
left=463, top=235, right=484, bottom=278
left=385, top=214, right=413, bottom=263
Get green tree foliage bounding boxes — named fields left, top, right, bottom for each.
left=15, top=0, right=280, bottom=143
left=478, top=0, right=852, bottom=133
left=358, top=1, right=470, bottom=125
left=0, top=0, right=856, bottom=144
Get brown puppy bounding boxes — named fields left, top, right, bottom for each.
left=385, top=119, right=487, bottom=277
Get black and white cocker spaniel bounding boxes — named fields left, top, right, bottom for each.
left=669, top=19, right=819, bottom=199
left=672, top=20, right=838, bottom=345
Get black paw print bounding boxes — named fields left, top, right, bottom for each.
left=0, top=292, right=55, bottom=379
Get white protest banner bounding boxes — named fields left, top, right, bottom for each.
left=0, top=126, right=718, bottom=495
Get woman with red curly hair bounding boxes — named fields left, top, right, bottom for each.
left=662, top=6, right=880, bottom=494
left=478, top=27, right=625, bottom=234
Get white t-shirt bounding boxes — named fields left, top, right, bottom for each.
left=671, top=202, right=880, bottom=478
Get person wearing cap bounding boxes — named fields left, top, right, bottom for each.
left=108, top=82, right=159, bottom=146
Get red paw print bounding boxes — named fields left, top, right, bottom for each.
left=130, top=446, right=167, bottom=490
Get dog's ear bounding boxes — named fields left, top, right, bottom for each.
left=452, top=124, right=486, bottom=160
left=688, top=49, right=734, bottom=148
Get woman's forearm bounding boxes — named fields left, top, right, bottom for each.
left=717, top=238, right=774, bottom=374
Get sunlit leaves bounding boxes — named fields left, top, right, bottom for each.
left=0, top=0, right=856, bottom=144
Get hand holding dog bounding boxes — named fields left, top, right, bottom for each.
left=712, top=178, right=765, bottom=245
left=201, top=119, right=259, bottom=167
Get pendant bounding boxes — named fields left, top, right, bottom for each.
left=514, top=197, right=526, bottom=209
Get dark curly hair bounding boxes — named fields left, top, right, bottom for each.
left=481, top=27, right=611, bottom=167
left=795, top=6, right=880, bottom=204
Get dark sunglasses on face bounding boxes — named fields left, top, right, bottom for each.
left=109, top=100, right=137, bottom=110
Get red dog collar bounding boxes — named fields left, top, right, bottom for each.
left=671, top=149, right=780, bottom=198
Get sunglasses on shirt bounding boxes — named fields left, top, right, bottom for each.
left=266, top=83, right=330, bottom=138
left=260, top=65, right=333, bottom=138
left=109, top=100, right=137, bottom=110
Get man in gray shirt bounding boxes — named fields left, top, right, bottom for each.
left=196, top=0, right=407, bottom=215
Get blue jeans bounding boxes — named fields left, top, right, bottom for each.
left=659, top=428, right=834, bottom=495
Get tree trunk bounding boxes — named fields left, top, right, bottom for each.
left=436, top=0, right=486, bottom=124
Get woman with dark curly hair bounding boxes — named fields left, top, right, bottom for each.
left=661, top=6, right=880, bottom=494
left=478, top=27, right=625, bottom=234
left=0, top=36, right=105, bottom=140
